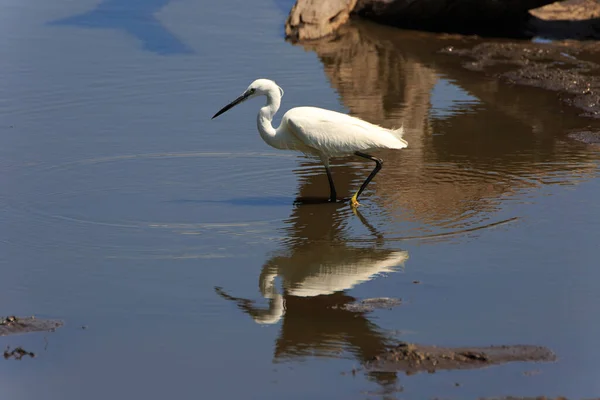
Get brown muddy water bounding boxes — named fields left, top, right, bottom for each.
left=1, top=1, right=600, bottom=399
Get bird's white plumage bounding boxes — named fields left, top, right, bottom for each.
left=214, top=78, right=407, bottom=158
left=283, top=106, right=407, bottom=158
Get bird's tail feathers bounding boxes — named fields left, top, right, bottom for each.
left=392, top=124, right=405, bottom=137
left=388, top=124, right=408, bottom=148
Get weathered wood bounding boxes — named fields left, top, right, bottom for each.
left=285, top=0, right=358, bottom=40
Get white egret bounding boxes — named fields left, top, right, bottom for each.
left=212, top=79, right=408, bottom=207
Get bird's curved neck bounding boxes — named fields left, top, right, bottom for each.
left=257, top=92, right=280, bottom=145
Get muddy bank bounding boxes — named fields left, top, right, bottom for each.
left=441, top=42, right=600, bottom=117
left=439, top=39, right=600, bottom=144
left=568, top=131, right=600, bottom=145
left=365, top=342, right=556, bottom=374
left=1, top=316, right=63, bottom=336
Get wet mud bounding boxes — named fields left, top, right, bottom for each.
left=0, top=316, right=63, bottom=337
left=3, top=346, right=36, bottom=360
left=440, top=39, right=600, bottom=146
left=567, top=130, right=600, bottom=145
left=365, top=342, right=556, bottom=374
left=335, top=297, right=402, bottom=312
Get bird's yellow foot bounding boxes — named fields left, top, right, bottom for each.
left=351, top=194, right=361, bottom=208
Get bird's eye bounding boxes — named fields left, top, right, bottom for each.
left=249, top=88, right=256, bottom=94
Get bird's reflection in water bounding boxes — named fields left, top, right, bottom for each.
left=216, top=164, right=409, bottom=390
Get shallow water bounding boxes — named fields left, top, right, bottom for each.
left=1, top=1, right=600, bottom=399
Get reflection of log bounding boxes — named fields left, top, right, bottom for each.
left=292, top=20, right=599, bottom=224
left=294, top=24, right=507, bottom=223
left=299, top=25, right=436, bottom=137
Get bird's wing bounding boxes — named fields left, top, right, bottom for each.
left=284, top=107, right=407, bottom=156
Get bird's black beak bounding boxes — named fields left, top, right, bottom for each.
left=212, top=91, right=251, bottom=119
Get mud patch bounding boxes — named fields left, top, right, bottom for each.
left=365, top=342, right=556, bottom=374
left=0, top=316, right=63, bottom=337
left=440, top=41, right=600, bottom=119
left=3, top=346, right=35, bottom=360
left=568, top=130, right=600, bottom=145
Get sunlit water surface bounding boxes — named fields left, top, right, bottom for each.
left=1, top=1, right=600, bottom=399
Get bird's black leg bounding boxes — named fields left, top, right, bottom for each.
left=351, top=151, right=383, bottom=207
left=324, top=165, right=337, bottom=202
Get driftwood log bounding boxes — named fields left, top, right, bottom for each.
left=285, top=0, right=358, bottom=41
left=285, top=0, right=587, bottom=40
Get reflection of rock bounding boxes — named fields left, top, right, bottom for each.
left=292, top=20, right=600, bottom=226
left=298, top=25, right=436, bottom=138
left=365, top=342, right=556, bottom=374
